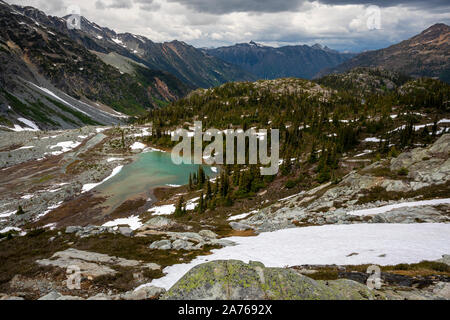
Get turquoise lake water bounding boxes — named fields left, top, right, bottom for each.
left=95, top=151, right=217, bottom=211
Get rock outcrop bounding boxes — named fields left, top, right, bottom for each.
left=161, top=260, right=377, bottom=300
left=148, top=231, right=235, bottom=251
left=36, top=248, right=160, bottom=279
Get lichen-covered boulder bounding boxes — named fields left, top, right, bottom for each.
left=144, top=216, right=175, bottom=229
left=317, top=279, right=378, bottom=300
left=161, top=260, right=377, bottom=300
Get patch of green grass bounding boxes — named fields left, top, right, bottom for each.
left=297, top=260, right=450, bottom=281
left=390, top=261, right=449, bottom=273
left=364, top=166, right=402, bottom=179
left=34, top=174, right=55, bottom=184
left=397, top=167, right=409, bottom=176
left=1, top=89, right=60, bottom=126
left=307, top=270, right=339, bottom=280
left=153, top=98, right=169, bottom=108
left=0, top=114, right=12, bottom=126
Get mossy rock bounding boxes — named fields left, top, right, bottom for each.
left=161, top=260, right=378, bottom=300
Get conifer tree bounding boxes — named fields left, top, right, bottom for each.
left=206, top=180, right=212, bottom=200
left=16, top=205, right=24, bottom=216
left=188, top=173, right=193, bottom=191
left=197, top=192, right=205, bottom=213
left=174, top=197, right=185, bottom=217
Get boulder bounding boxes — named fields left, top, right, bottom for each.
left=172, top=239, right=196, bottom=250
left=57, top=295, right=85, bottom=300
left=87, top=293, right=112, bottom=300
left=120, top=286, right=166, bottom=300
left=198, top=230, right=218, bottom=239
left=38, top=291, right=62, bottom=300
left=36, top=249, right=145, bottom=279
left=432, top=282, right=450, bottom=299
left=161, top=260, right=377, bottom=300
left=372, top=206, right=449, bottom=224
left=210, top=239, right=236, bottom=247
left=143, top=262, right=161, bottom=270
left=119, top=227, right=133, bottom=237
left=144, top=216, right=175, bottom=229
left=149, top=239, right=172, bottom=250
left=229, top=222, right=252, bottom=231
left=65, top=226, right=82, bottom=234
left=437, top=254, right=450, bottom=266
left=0, top=295, right=25, bottom=300
left=168, top=232, right=205, bottom=244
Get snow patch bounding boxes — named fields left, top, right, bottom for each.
left=227, top=211, right=256, bottom=221
left=0, top=226, right=22, bottom=234
left=48, top=141, right=81, bottom=155
left=347, top=199, right=450, bottom=216
left=28, top=83, right=90, bottom=116
left=102, top=215, right=142, bottom=230
left=139, top=223, right=450, bottom=290
left=148, top=204, right=176, bottom=216
left=0, top=211, right=15, bottom=218
left=36, top=202, right=63, bottom=219
left=18, top=118, right=40, bottom=131
left=363, top=137, right=384, bottom=143
left=81, top=165, right=123, bottom=193
left=130, top=142, right=146, bottom=150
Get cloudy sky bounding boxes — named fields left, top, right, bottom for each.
left=5, top=0, right=450, bottom=52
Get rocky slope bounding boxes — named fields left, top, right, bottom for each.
left=238, top=134, right=450, bottom=233
left=318, top=24, right=450, bottom=83
left=205, top=41, right=355, bottom=80
left=0, top=1, right=191, bottom=131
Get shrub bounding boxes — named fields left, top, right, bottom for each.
left=398, top=167, right=409, bottom=176
left=16, top=205, right=25, bottom=215
left=285, top=180, right=297, bottom=189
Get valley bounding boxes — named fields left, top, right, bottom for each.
left=1, top=71, right=449, bottom=300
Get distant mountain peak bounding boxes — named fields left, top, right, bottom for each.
left=249, top=40, right=263, bottom=47
left=312, top=43, right=324, bottom=50
left=423, top=23, right=449, bottom=31
left=317, top=23, right=450, bottom=82
left=311, top=43, right=337, bottom=53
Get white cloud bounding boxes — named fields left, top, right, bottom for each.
left=4, top=0, right=450, bottom=52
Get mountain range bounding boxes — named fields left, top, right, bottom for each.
left=14, top=5, right=256, bottom=89
left=204, top=41, right=355, bottom=80
left=0, top=0, right=448, bottom=131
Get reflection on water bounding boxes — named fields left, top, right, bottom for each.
left=95, top=151, right=217, bottom=212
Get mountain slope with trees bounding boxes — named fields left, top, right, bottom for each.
left=139, top=68, right=450, bottom=213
